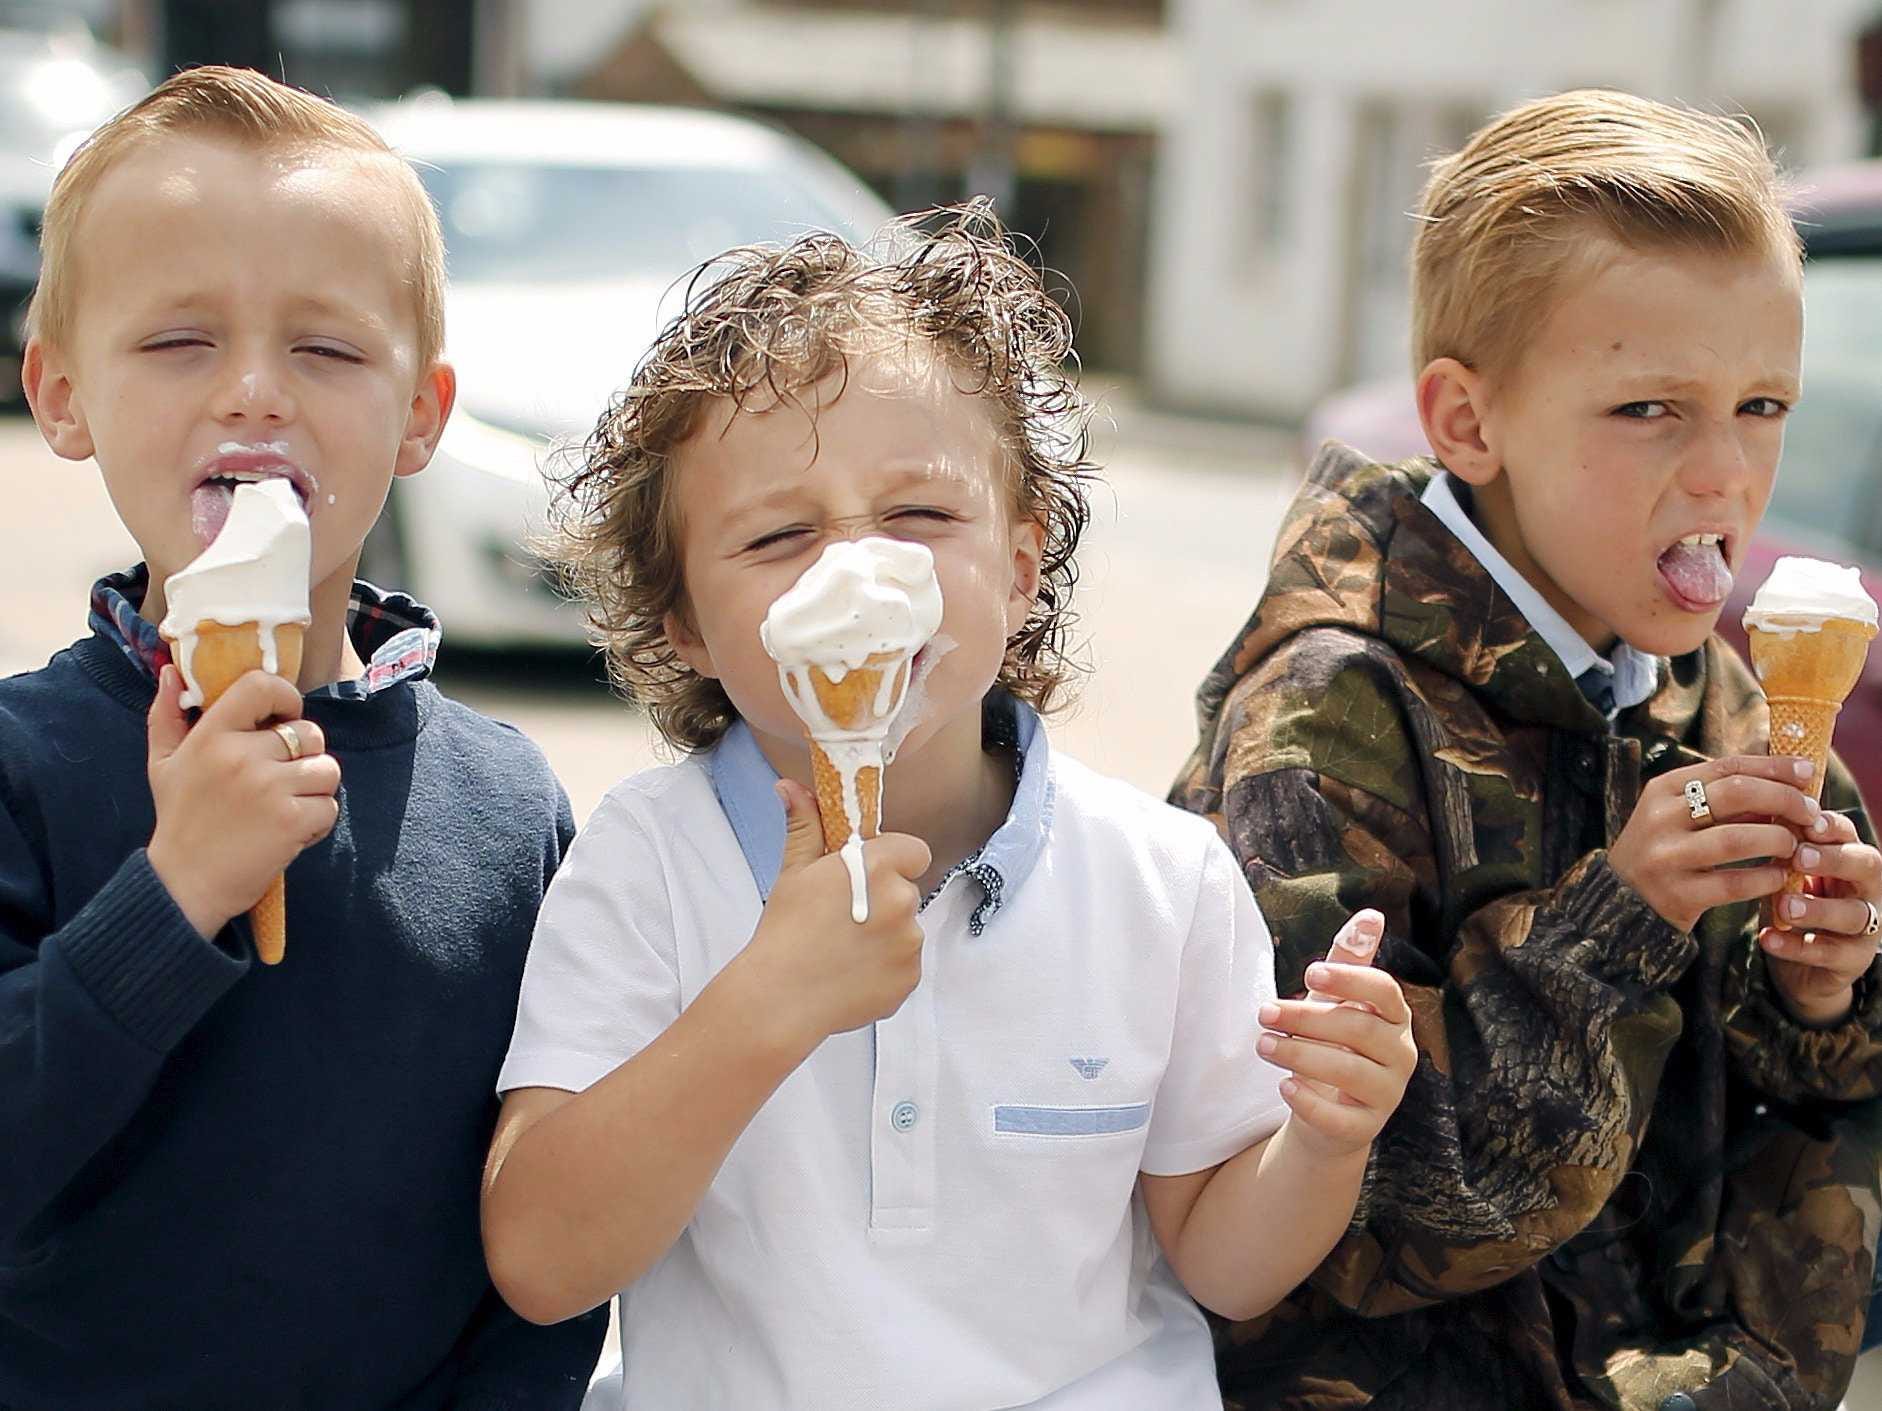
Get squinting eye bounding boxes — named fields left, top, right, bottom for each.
left=1612, top=401, right=1669, bottom=419
left=891, top=508, right=954, bottom=525
left=745, top=528, right=810, bottom=553
left=143, top=336, right=210, bottom=352
left=297, top=344, right=364, bottom=363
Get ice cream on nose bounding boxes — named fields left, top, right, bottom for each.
left=761, top=538, right=944, bottom=922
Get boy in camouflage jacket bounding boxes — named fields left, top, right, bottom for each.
left=1174, top=91, right=1882, bottom=1411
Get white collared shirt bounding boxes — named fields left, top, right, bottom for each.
left=1421, top=471, right=1661, bottom=713
left=500, top=711, right=1289, bottom=1410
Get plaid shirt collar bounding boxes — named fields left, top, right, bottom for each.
left=88, top=565, right=441, bottom=702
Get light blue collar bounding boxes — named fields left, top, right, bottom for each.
left=1422, top=471, right=1660, bottom=712
left=707, top=693, right=1053, bottom=935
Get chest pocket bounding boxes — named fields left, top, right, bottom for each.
left=992, top=1102, right=1151, bottom=1138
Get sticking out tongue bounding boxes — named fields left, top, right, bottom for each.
left=1658, top=540, right=1734, bottom=609
left=191, top=481, right=236, bottom=547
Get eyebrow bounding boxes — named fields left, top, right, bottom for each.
left=716, top=459, right=977, bottom=534
left=1610, top=373, right=1801, bottom=399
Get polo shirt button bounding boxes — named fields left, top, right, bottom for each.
left=890, top=1101, right=919, bottom=1132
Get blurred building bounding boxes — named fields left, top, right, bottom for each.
left=549, top=0, right=1169, bottom=373
left=107, top=0, right=524, bottom=98
left=1150, top=0, right=1880, bottom=419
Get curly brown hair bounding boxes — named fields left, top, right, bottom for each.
left=546, top=201, right=1097, bottom=752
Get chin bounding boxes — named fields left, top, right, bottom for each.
left=1624, top=612, right=1721, bottom=660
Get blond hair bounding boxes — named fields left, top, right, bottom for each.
left=1411, top=88, right=1799, bottom=379
left=28, top=65, right=445, bottom=368
left=551, top=202, right=1097, bottom=753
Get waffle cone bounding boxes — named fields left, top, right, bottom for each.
left=809, top=741, right=881, bottom=853
left=159, top=618, right=306, bottom=965
left=1749, top=617, right=1876, bottom=916
left=804, top=652, right=911, bottom=732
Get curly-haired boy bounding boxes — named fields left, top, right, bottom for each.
left=477, top=206, right=1416, bottom=1409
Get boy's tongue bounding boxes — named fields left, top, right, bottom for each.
left=1658, top=539, right=1734, bottom=608
left=190, top=481, right=236, bottom=547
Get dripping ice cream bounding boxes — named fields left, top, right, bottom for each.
left=761, top=537, right=944, bottom=922
left=158, top=477, right=312, bottom=963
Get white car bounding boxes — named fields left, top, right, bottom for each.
left=360, top=98, right=895, bottom=648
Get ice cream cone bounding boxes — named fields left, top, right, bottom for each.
left=161, top=618, right=306, bottom=965
left=809, top=741, right=882, bottom=854
left=1748, top=617, right=1876, bottom=911
left=786, top=651, right=913, bottom=852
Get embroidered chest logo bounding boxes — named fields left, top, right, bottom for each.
left=1068, top=1057, right=1109, bottom=1080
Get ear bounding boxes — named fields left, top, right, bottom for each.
left=393, top=361, right=457, bottom=479
left=22, top=338, right=96, bottom=462
left=1008, top=513, right=1045, bottom=619
left=1415, top=357, right=1500, bottom=488
left=663, top=604, right=719, bottom=680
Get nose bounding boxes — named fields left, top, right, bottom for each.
left=1678, top=416, right=1757, bottom=500
left=211, top=351, right=296, bottom=426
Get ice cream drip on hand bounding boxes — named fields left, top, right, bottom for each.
left=761, top=537, right=944, bottom=922
left=160, top=478, right=313, bottom=709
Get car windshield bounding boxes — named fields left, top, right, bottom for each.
left=1767, top=254, right=1882, bottom=557
left=418, top=159, right=882, bottom=285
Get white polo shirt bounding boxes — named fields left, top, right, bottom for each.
left=500, top=701, right=1290, bottom=1410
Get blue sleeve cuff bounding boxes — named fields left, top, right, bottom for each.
left=55, top=849, right=249, bottom=1053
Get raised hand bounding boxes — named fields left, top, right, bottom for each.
left=1257, top=910, right=1417, bottom=1160
left=734, top=777, right=931, bottom=1046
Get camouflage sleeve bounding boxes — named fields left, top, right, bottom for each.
left=1175, top=631, right=1694, bottom=1315
left=1721, top=752, right=1882, bottom=1105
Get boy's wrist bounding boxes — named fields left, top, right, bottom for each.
left=710, top=949, right=826, bottom=1069
left=145, top=840, right=229, bottom=939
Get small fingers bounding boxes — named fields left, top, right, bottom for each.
left=1279, top=1075, right=1385, bottom=1150
left=291, top=794, right=341, bottom=848
left=1698, top=774, right=1824, bottom=833
left=1794, top=840, right=1882, bottom=893
left=1258, top=1032, right=1405, bottom=1109
left=867, top=832, right=933, bottom=883
left=1687, top=822, right=1799, bottom=869
left=289, top=754, right=343, bottom=798
left=1325, top=909, right=1384, bottom=965
left=1771, top=889, right=1879, bottom=939
left=1302, top=962, right=1411, bottom=1025
left=202, top=670, right=305, bottom=732
left=1699, top=754, right=1817, bottom=787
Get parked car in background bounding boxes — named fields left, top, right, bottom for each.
left=360, top=98, right=896, bottom=648
left=0, top=27, right=145, bottom=396
left=1304, top=164, right=1882, bottom=807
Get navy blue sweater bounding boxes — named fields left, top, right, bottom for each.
left=0, top=630, right=605, bottom=1409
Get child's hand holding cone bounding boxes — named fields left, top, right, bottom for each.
left=146, top=665, right=340, bottom=949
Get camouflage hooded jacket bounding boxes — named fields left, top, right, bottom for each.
left=1172, top=444, right=1882, bottom=1411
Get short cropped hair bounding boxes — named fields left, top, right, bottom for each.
left=550, top=201, right=1097, bottom=753
left=1411, top=88, right=1800, bottom=379
left=28, top=64, right=445, bottom=368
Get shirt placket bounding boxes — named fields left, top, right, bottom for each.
left=868, top=884, right=962, bottom=1241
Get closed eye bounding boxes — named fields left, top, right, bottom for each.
left=743, top=526, right=811, bottom=553
left=889, top=507, right=958, bottom=525
left=296, top=343, right=366, bottom=363
left=142, top=335, right=211, bottom=352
